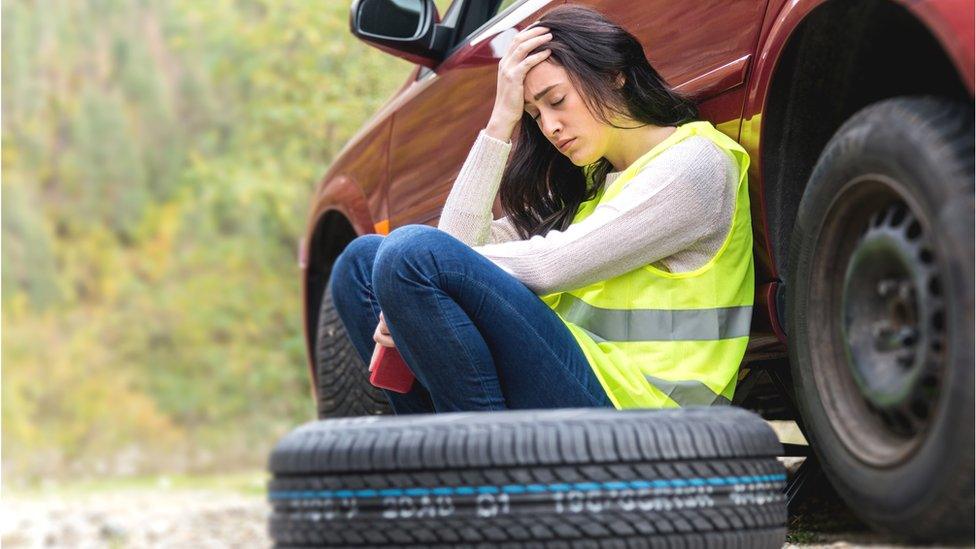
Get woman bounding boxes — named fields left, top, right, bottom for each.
left=330, top=5, right=753, bottom=414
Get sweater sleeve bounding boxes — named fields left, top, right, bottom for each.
left=436, top=129, right=522, bottom=246
left=471, top=136, right=738, bottom=295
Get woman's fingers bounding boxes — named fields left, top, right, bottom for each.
left=518, top=48, right=552, bottom=72
left=512, top=24, right=549, bottom=46
left=373, top=313, right=395, bottom=348
left=374, top=333, right=395, bottom=348
left=514, top=33, right=552, bottom=60
left=373, top=325, right=394, bottom=347
left=506, top=32, right=552, bottom=65
left=505, top=26, right=549, bottom=59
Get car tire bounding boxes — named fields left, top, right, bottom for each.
left=787, top=96, right=974, bottom=541
left=314, top=277, right=392, bottom=419
left=267, top=407, right=787, bottom=547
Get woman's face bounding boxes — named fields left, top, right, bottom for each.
left=523, top=60, right=615, bottom=166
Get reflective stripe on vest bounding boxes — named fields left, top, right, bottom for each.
left=540, top=120, right=755, bottom=410
left=644, top=375, right=732, bottom=407
left=553, top=294, right=753, bottom=342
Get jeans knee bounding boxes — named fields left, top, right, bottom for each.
left=386, top=224, right=440, bottom=245
left=374, top=224, right=444, bottom=276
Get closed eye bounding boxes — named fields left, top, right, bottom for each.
left=532, top=98, right=564, bottom=121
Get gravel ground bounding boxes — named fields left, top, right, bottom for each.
left=1, top=490, right=270, bottom=548
left=1, top=482, right=958, bottom=548
left=1, top=455, right=964, bottom=548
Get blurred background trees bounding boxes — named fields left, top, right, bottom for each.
left=2, top=0, right=414, bottom=482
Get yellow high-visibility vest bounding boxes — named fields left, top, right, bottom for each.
left=539, top=120, right=754, bottom=409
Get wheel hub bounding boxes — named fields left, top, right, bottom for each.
left=841, top=202, right=945, bottom=440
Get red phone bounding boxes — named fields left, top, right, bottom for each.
left=369, top=343, right=415, bottom=393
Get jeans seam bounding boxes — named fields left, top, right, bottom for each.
left=423, top=271, right=504, bottom=411
left=437, top=270, right=608, bottom=407
left=364, top=286, right=382, bottom=321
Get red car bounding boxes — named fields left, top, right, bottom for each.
left=298, top=0, right=974, bottom=541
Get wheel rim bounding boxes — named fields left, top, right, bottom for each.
left=809, top=174, right=947, bottom=467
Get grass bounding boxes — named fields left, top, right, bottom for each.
left=785, top=528, right=821, bottom=544
left=785, top=475, right=872, bottom=545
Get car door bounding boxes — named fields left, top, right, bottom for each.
left=386, top=0, right=769, bottom=229
left=584, top=0, right=769, bottom=136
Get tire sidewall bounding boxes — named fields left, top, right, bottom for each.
left=787, top=97, right=974, bottom=529
left=314, top=277, right=392, bottom=418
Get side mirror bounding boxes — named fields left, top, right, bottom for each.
left=349, top=0, right=453, bottom=68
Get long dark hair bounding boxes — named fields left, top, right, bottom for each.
left=499, top=5, right=698, bottom=239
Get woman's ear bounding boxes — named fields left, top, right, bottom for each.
left=614, top=72, right=625, bottom=89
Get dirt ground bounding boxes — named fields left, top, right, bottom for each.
left=780, top=471, right=964, bottom=549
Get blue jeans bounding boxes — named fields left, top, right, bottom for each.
left=329, top=224, right=614, bottom=414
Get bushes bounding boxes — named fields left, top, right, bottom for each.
left=1, top=0, right=411, bottom=482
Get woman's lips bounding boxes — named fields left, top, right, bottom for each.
left=559, top=138, right=576, bottom=151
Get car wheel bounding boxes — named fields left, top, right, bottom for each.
left=314, top=277, right=392, bottom=418
left=268, top=407, right=787, bottom=547
left=787, top=95, right=974, bottom=541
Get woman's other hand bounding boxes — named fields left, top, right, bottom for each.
left=486, top=24, right=553, bottom=142
left=373, top=311, right=396, bottom=348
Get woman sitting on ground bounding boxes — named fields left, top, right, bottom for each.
left=329, top=4, right=753, bottom=414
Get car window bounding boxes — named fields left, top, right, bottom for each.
left=462, top=0, right=533, bottom=50
left=433, top=0, right=453, bottom=20
left=417, top=0, right=525, bottom=79
left=496, top=0, right=520, bottom=14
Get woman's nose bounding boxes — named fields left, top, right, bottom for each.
left=540, top=114, right=561, bottom=140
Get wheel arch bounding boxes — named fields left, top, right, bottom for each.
left=759, top=0, right=972, bottom=295
left=302, top=171, right=378, bottom=395
left=304, top=208, right=360, bottom=367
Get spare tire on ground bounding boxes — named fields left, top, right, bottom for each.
left=267, top=407, right=787, bottom=547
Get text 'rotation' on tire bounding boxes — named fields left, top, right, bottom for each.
left=267, top=407, right=787, bottom=547
left=315, top=277, right=392, bottom=419
left=787, top=95, right=974, bottom=542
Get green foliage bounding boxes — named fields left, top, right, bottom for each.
left=2, top=0, right=412, bottom=482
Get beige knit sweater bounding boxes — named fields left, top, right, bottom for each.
left=436, top=129, right=739, bottom=295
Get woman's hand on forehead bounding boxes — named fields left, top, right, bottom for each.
left=486, top=24, right=553, bottom=140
